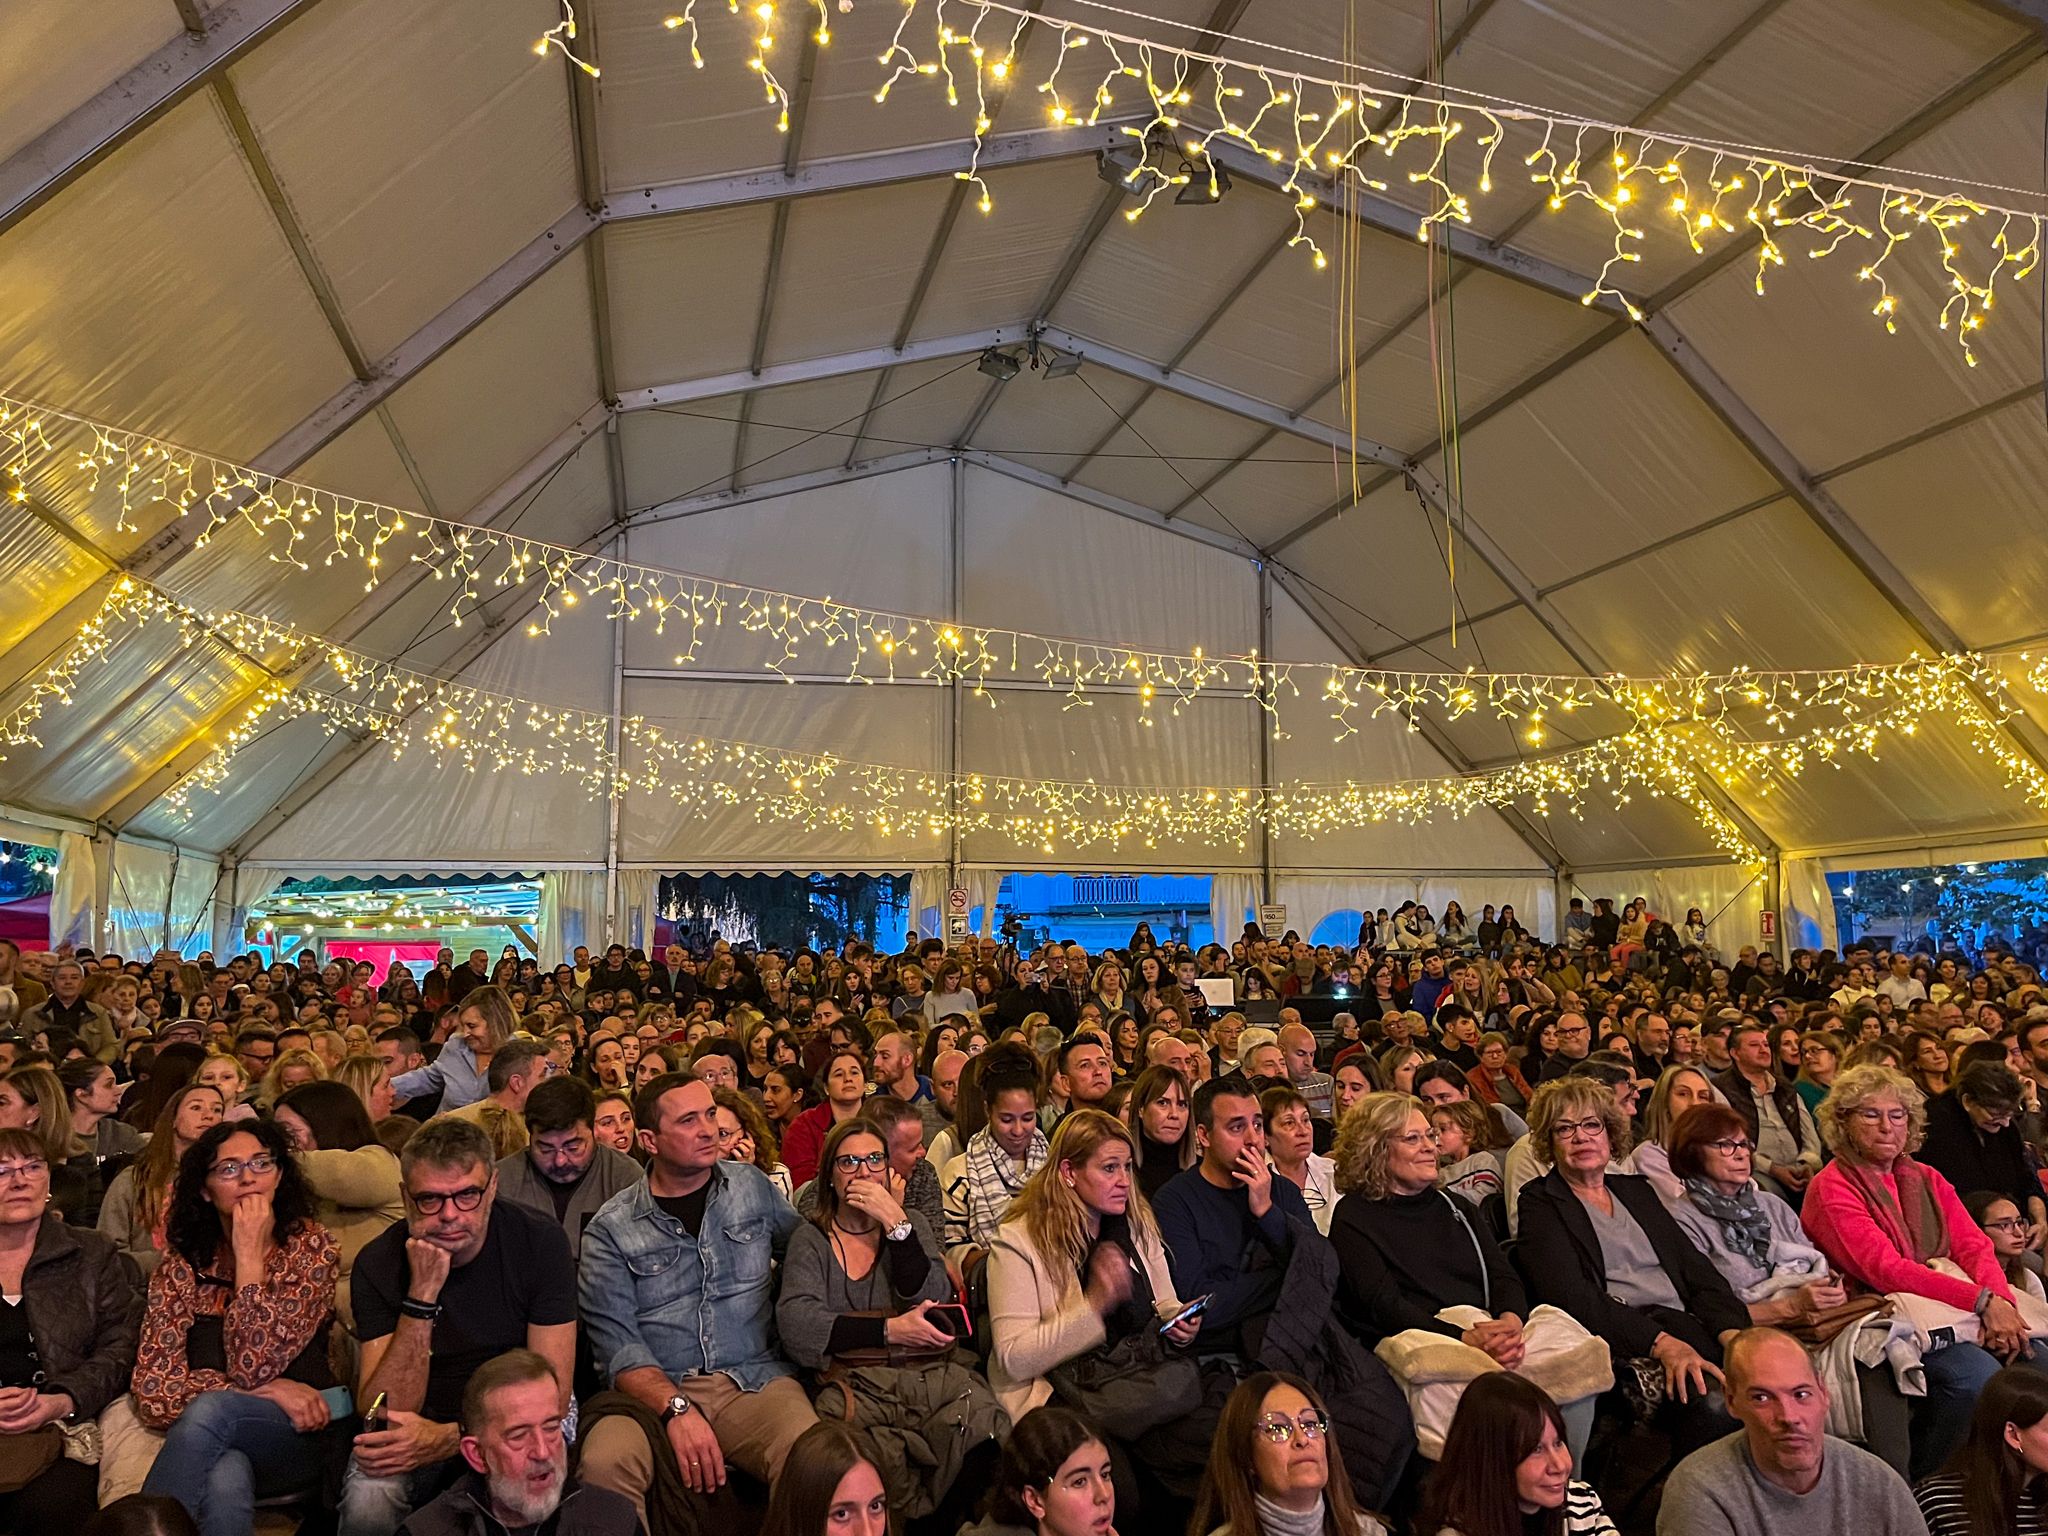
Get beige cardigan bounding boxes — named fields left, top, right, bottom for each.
left=295, top=1145, right=404, bottom=1327
left=985, top=1215, right=1184, bottom=1420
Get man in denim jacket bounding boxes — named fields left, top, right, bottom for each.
left=577, top=1071, right=814, bottom=1525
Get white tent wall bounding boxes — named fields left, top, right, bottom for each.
left=538, top=870, right=609, bottom=962
left=107, top=840, right=174, bottom=957
left=167, top=852, right=222, bottom=958
left=1570, top=864, right=1771, bottom=964
left=50, top=831, right=96, bottom=950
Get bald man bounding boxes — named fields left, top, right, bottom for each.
left=925, top=1049, right=970, bottom=1168
left=1658, top=1328, right=1925, bottom=1536
left=1277, top=1023, right=1333, bottom=1118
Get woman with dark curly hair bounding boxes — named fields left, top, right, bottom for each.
left=135, top=1119, right=346, bottom=1536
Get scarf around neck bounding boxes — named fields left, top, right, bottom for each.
left=1838, top=1155, right=1948, bottom=1265
left=964, top=1125, right=1048, bottom=1248
left=1683, top=1177, right=1775, bottom=1275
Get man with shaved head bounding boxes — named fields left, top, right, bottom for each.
left=1657, top=1328, right=1925, bottom=1536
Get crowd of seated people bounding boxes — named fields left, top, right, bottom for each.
left=2, top=899, right=2048, bottom=1534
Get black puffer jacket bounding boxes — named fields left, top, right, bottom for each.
left=396, top=1472, right=641, bottom=1536
left=16, top=1214, right=144, bottom=1418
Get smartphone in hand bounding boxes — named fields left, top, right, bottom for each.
left=927, top=1302, right=973, bottom=1339
left=1159, top=1294, right=1210, bottom=1334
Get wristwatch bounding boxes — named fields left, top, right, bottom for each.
left=661, top=1394, right=693, bottom=1424
left=885, top=1219, right=914, bottom=1243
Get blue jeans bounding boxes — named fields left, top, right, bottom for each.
left=142, top=1390, right=319, bottom=1536
left=1914, top=1340, right=2002, bottom=1479
left=338, top=1453, right=463, bottom=1536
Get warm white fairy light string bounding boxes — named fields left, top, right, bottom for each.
left=11, top=575, right=2048, bottom=861
left=541, top=0, right=2048, bottom=364
left=3, top=392, right=2037, bottom=767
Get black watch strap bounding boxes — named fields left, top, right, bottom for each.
left=399, top=1296, right=444, bottom=1322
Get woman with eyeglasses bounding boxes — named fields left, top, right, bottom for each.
left=1802, top=1063, right=2033, bottom=1476
left=0, top=1126, right=143, bottom=1532
left=1514, top=1078, right=1744, bottom=1464
left=776, top=1117, right=1003, bottom=1528
left=1262, top=1086, right=1337, bottom=1235
left=1328, top=1093, right=1604, bottom=1461
left=1190, top=1371, right=1382, bottom=1536
left=1658, top=1102, right=1914, bottom=1474
left=711, top=1086, right=791, bottom=1201
left=1964, top=1190, right=2047, bottom=1304
left=960, top=1404, right=1115, bottom=1536
left=1917, top=1063, right=2048, bottom=1256
left=135, top=1120, right=345, bottom=1536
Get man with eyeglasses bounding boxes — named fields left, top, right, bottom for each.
left=1537, top=1012, right=1596, bottom=1081
left=340, top=1118, right=578, bottom=1536
left=577, top=1072, right=814, bottom=1528
left=496, top=1076, right=642, bottom=1263
left=1714, top=1023, right=1821, bottom=1208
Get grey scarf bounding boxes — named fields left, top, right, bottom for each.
left=1254, top=1490, right=1327, bottom=1536
left=1684, top=1176, right=1775, bottom=1274
left=958, top=1125, right=1047, bottom=1248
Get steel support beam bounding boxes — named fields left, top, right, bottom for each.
left=1267, top=567, right=1565, bottom=873
left=957, top=182, right=1125, bottom=445
left=628, top=448, right=955, bottom=527
left=607, top=120, right=1139, bottom=223
left=102, top=404, right=613, bottom=831
left=0, top=0, right=326, bottom=239
left=1641, top=311, right=2048, bottom=784
left=619, top=327, right=1019, bottom=412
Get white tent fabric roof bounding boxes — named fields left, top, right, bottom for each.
left=0, top=0, right=2045, bottom=910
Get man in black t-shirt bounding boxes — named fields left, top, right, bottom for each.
left=339, top=1117, right=579, bottom=1536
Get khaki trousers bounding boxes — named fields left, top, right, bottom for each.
left=580, top=1373, right=816, bottom=1531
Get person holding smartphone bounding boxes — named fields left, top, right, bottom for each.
left=135, top=1119, right=348, bottom=1536
left=775, top=1117, right=1006, bottom=1531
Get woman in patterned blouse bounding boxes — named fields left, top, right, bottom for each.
left=134, top=1118, right=345, bottom=1536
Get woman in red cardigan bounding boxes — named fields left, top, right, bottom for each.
left=1463, top=1032, right=1532, bottom=1119
left=1802, top=1062, right=2037, bottom=1479
left=780, top=1047, right=872, bottom=1190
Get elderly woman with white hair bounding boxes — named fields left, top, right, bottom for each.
left=1800, top=1061, right=2038, bottom=1477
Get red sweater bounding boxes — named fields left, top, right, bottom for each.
left=1801, top=1156, right=2009, bottom=1312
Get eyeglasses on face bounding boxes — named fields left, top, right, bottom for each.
left=1983, top=1216, right=2030, bottom=1234
left=1852, top=1106, right=1910, bottom=1126
left=409, top=1185, right=488, bottom=1215
left=1704, top=1137, right=1755, bottom=1156
left=210, top=1153, right=279, bottom=1181
left=1391, top=1129, right=1440, bottom=1149
left=833, top=1150, right=889, bottom=1173
left=1551, top=1118, right=1608, bottom=1142
left=1257, top=1412, right=1329, bottom=1444
left=0, top=1160, right=47, bottom=1185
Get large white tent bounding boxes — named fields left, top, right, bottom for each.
left=3, top=0, right=2047, bottom=959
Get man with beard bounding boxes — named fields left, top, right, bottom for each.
left=394, top=1350, right=636, bottom=1536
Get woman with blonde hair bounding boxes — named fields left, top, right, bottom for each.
left=1328, top=1092, right=1606, bottom=1461
left=331, top=1051, right=395, bottom=1121
left=1622, top=1064, right=1718, bottom=1202
left=987, top=1108, right=1210, bottom=1509
left=257, top=1047, right=326, bottom=1109
left=1802, top=1061, right=2029, bottom=1475
left=1090, top=959, right=1130, bottom=1020
left=986, top=1108, right=1199, bottom=1418
left=308, top=1028, right=349, bottom=1074
left=0, top=1064, right=97, bottom=1221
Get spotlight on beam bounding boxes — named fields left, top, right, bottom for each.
left=1041, top=347, right=1084, bottom=379
left=977, top=347, right=1022, bottom=381
left=1096, top=144, right=1145, bottom=189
